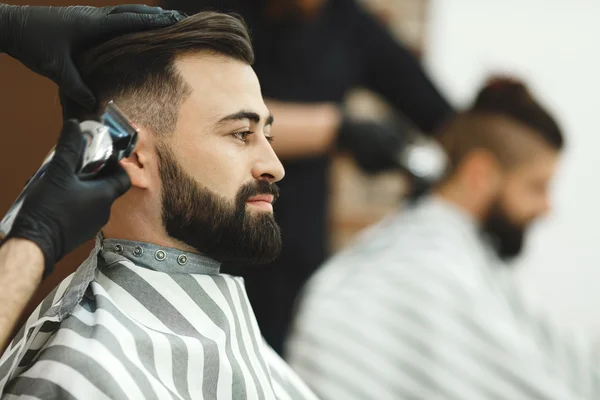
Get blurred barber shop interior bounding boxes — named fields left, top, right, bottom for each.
left=1, top=0, right=600, bottom=343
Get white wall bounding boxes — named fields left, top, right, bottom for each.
left=424, top=0, right=600, bottom=335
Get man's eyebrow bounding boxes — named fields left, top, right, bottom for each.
left=265, top=115, right=274, bottom=127
left=217, top=110, right=274, bottom=126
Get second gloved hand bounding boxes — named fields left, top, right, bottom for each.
left=6, top=120, right=131, bottom=277
left=337, top=116, right=406, bottom=174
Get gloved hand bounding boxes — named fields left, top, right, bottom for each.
left=337, top=116, right=406, bottom=174
left=0, top=4, right=186, bottom=110
left=5, top=120, right=131, bottom=277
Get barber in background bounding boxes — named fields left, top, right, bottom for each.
left=0, top=3, right=183, bottom=349
left=164, top=0, right=454, bottom=354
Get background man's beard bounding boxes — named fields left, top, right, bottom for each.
left=482, top=200, right=527, bottom=262
left=156, top=144, right=282, bottom=265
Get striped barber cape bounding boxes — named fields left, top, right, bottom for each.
left=286, top=196, right=600, bottom=400
left=0, top=237, right=317, bottom=400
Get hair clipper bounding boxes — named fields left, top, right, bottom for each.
left=396, top=135, right=449, bottom=199
left=0, top=101, right=138, bottom=239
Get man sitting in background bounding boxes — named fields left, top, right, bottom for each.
left=287, top=78, right=600, bottom=399
left=0, top=12, right=316, bottom=399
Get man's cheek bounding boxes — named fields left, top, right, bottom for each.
left=224, top=146, right=246, bottom=162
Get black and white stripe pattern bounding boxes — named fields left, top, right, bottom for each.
left=286, top=196, right=600, bottom=400
left=0, top=238, right=317, bottom=400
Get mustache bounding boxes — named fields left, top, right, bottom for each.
left=237, top=180, right=280, bottom=204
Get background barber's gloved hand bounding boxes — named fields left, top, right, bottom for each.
left=6, top=120, right=131, bottom=277
left=337, top=116, right=406, bottom=174
left=0, top=4, right=186, bottom=110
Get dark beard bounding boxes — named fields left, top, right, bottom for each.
left=156, top=143, right=282, bottom=265
left=482, top=200, right=526, bottom=262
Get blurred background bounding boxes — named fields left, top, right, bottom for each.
left=1, top=0, right=599, bottom=337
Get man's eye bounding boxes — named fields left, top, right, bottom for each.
left=233, top=131, right=253, bottom=142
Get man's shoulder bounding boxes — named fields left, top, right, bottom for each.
left=325, top=201, right=475, bottom=266
left=261, top=341, right=319, bottom=400
left=1, top=285, right=157, bottom=400
left=2, top=318, right=138, bottom=400
left=304, top=202, right=486, bottom=306
left=0, top=249, right=103, bottom=390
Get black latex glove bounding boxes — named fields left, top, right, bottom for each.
left=337, top=116, right=406, bottom=174
left=5, top=120, right=131, bottom=277
left=0, top=4, right=186, bottom=110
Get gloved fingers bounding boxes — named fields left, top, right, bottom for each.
left=51, top=119, right=84, bottom=174
left=104, top=8, right=186, bottom=33
left=106, top=163, right=132, bottom=198
left=108, top=5, right=164, bottom=15
left=56, top=59, right=96, bottom=111
left=94, top=162, right=132, bottom=199
left=109, top=4, right=187, bottom=19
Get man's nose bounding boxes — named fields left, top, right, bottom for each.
left=251, top=137, right=285, bottom=183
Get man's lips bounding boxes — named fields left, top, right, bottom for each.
left=246, top=194, right=275, bottom=211
left=247, top=194, right=275, bottom=203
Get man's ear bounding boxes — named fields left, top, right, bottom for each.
left=119, top=127, right=155, bottom=189
left=460, top=149, right=503, bottom=196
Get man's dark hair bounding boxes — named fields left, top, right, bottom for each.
left=437, top=77, right=564, bottom=173
left=471, top=77, right=563, bottom=149
left=60, top=11, right=254, bottom=136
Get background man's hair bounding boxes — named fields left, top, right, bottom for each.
left=60, top=12, right=254, bottom=136
left=437, top=76, right=564, bottom=174
left=471, top=77, right=563, bottom=149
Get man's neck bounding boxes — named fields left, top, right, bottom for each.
left=102, top=199, right=199, bottom=255
left=103, top=229, right=199, bottom=255
left=433, top=183, right=485, bottom=223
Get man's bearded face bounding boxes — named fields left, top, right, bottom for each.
left=157, top=144, right=282, bottom=265
left=482, top=197, right=529, bottom=261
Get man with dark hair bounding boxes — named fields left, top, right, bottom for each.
left=0, top=12, right=316, bottom=399
left=286, top=78, right=599, bottom=399
left=163, top=0, right=454, bottom=355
